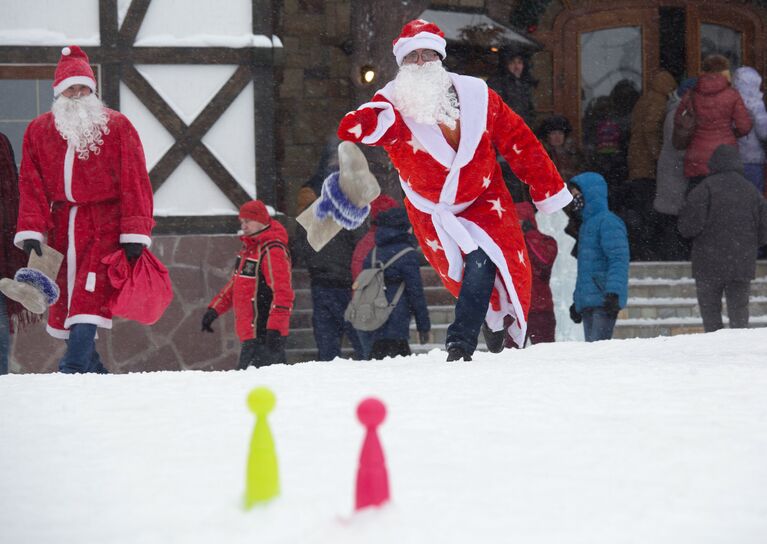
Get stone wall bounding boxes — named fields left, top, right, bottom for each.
left=274, top=0, right=353, bottom=219
left=10, top=234, right=245, bottom=374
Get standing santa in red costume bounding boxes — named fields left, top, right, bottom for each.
left=338, top=20, right=571, bottom=360
left=14, top=46, right=154, bottom=373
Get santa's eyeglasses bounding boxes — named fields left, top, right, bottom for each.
left=402, top=49, right=440, bottom=64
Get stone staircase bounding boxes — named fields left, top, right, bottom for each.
left=286, top=261, right=767, bottom=362
left=614, top=261, right=767, bottom=338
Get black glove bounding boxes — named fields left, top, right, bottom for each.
left=418, top=330, right=431, bottom=345
left=23, top=239, right=42, bottom=257
left=569, top=303, right=582, bottom=324
left=520, top=220, right=534, bottom=233
left=201, top=308, right=218, bottom=332
left=121, top=242, right=144, bottom=261
left=603, top=292, right=621, bottom=315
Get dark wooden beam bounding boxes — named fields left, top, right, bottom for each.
left=252, top=63, right=276, bottom=206
left=121, top=64, right=187, bottom=136
left=0, top=46, right=273, bottom=66
left=190, top=145, right=253, bottom=207
left=99, top=0, right=119, bottom=46
left=253, top=0, right=274, bottom=36
left=118, top=0, right=151, bottom=46
left=153, top=215, right=240, bottom=235
left=98, top=0, right=121, bottom=108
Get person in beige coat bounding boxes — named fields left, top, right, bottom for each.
left=625, top=70, right=677, bottom=260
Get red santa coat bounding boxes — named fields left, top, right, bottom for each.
left=208, top=222, right=294, bottom=341
left=346, top=74, right=570, bottom=345
left=15, top=110, right=154, bottom=338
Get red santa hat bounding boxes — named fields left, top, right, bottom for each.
left=53, top=46, right=97, bottom=97
left=239, top=200, right=270, bottom=224
left=392, top=20, right=447, bottom=66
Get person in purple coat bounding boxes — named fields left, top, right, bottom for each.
left=732, top=66, right=767, bottom=194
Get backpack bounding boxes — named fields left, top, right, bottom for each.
left=672, top=91, right=697, bottom=150
left=344, top=245, right=415, bottom=331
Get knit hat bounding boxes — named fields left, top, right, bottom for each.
left=370, top=194, right=398, bottom=222
left=239, top=200, right=270, bottom=224
left=677, top=77, right=697, bottom=98
left=392, top=20, right=447, bottom=66
left=702, top=54, right=730, bottom=74
left=53, top=46, right=97, bottom=97
left=537, top=115, right=572, bottom=139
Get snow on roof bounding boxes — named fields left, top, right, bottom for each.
left=0, top=29, right=99, bottom=46
left=134, top=34, right=283, bottom=48
left=419, top=8, right=538, bottom=49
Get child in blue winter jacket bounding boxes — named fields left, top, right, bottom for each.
left=358, top=207, right=431, bottom=359
left=568, top=173, right=630, bottom=342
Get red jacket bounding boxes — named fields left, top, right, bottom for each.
left=676, top=73, right=752, bottom=178
left=515, top=202, right=557, bottom=313
left=208, top=221, right=294, bottom=341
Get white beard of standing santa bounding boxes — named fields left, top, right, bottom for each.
left=52, top=93, right=110, bottom=160
left=392, top=61, right=460, bottom=129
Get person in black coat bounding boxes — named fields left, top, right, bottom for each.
left=359, top=207, right=431, bottom=360
left=486, top=47, right=537, bottom=126
left=678, top=144, right=767, bottom=332
left=293, top=136, right=364, bottom=360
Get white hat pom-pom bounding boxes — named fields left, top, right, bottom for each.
left=62, top=47, right=71, bottom=56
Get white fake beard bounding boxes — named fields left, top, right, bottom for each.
left=52, top=94, right=110, bottom=160
left=392, top=61, right=460, bottom=129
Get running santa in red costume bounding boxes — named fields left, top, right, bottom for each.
left=338, top=20, right=571, bottom=359
left=15, top=45, right=154, bottom=342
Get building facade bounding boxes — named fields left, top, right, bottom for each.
left=4, top=0, right=766, bottom=371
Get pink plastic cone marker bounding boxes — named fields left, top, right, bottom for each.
left=355, top=397, right=389, bottom=510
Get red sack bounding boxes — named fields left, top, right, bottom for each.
left=101, top=249, right=173, bottom=325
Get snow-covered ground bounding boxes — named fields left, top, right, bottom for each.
left=2, top=329, right=767, bottom=544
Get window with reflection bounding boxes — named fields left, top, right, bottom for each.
left=701, top=24, right=742, bottom=69
left=0, top=75, right=54, bottom=166
left=579, top=26, right=642, bottom=188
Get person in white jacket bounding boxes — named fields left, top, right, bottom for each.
left=733, top=66, right=767, bottom=194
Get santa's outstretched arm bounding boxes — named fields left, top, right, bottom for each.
left=337, top=96, right=404, bottom=147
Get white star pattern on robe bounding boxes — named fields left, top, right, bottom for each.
left=518, top=250, right=526, bottom=265
left=512, top=144, right=522, bottom=155
left=482, top=175, right=492, bottom=189
left=545, top=191, right=551, bottom=198
left=407, top=136, right=426, bottom=154
left=348, top=124, right=362, bottom=138
left=426, top=238, right=444, bottom=253
left=488, top=198, right=506, bottom=219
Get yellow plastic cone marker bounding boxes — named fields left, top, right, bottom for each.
left=244, top=387, right=279, bottom=508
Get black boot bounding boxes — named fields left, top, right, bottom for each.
left=481, top=323, right=505, bottom=353
left=446, top=344, right=472, bottom=362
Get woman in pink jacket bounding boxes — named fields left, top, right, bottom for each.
left=675, top=55, right=752, bottom=188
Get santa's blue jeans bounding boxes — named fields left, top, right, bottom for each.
left=59, top=324, right=108, bottom=374
left=582, top=307, right=617, bottom=342
left=0, top=295, right=9, bottom=375
left=311, top=286, right=362, bottom=360
left=445, top=249, right=497, bottom=355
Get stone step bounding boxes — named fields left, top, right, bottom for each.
left=627, top=278, right=767, bottom=299
left=292, top=285, right=455, bottom=311
left=289, top=304, right=457, bottom=329
left=622, top=297, right=767, bottom=320
left=614, top=315, right=767, bottom=339
left=290, top=261, right=767, bottom=289
left=628, top=260, right=767, bottom=279
left=290, top=266, right=444, bottom=291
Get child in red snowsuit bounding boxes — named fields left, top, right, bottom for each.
left=508, top=202, right=558, bottom=346
left=201, top=200, right=294, bottom=369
